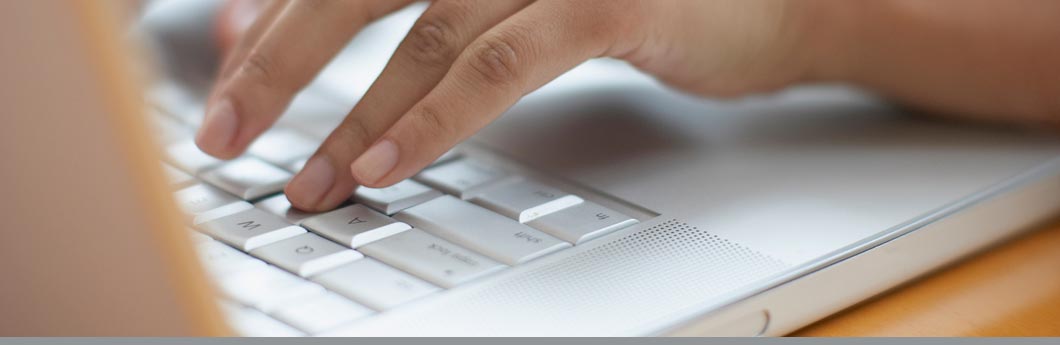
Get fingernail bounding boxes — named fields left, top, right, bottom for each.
left=287, top=155, right=335, bottom=208
left=195, top=98, right=238, bottom=152
left=351, top=139, right=399, bottom=184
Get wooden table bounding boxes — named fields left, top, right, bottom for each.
left=794, top=219, right=1060, bottom=336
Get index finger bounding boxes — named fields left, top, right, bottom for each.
left=196, top=0, right=413, bottom=159
left=350, top=1, right=625, bottom=187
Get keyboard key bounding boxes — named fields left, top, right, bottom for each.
left=248, top=129, right=319, bottom=168
left=286, top=157, right=308, bottom=173
left=394, top=196, right=570, bottom=265
left=526, top=202, right=638, bottom=244
left=200, top=157, right=292, bottom=200
left=301, top=204, right=411, bottom=248
left=313, top=258, right=440, bottom=311
left=278, top=91, right=349, bottom=138
left=188, top=230, right=214, bottom=244
left=250, top=233, right=362, bottom=277
left=217, top=265, right=327, bottom=312
left=415, top=159, right=506, bottom=199
left=163, top=163, right=196, bottom=189
left=255, top=194, right=318, bottom=224
left=148, top=82, right=205, bottom=126
left=358, top=229, right=505, bottom=288
left=195, top=240, right=267, bottom=275
left=352, top=180, right=442, bottom=215
left=150, top=111, right=192, bottom=145
left=220, top=302, right=304, bottom=337
left=199, top=208, right=306, bottom=251
left=471, top=178, right=584, bottom=223
left=431, top=149, right=460, bottom=167
left=270, top=293, right=373, bottom=334
left=165, top=139, right=222, bottom=174
left=173, top=184, right=254, bottom=224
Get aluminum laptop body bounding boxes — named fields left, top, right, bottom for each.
left=3, top=1, right=1059, bottom=336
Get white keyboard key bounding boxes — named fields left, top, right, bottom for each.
left=220, top=303, right=304, bottom=337
left=173, top=184, right=254, bottom=224
left=471, top=178, right=584, bottom=223
left=286, top=157, right=308, bottom=173
left=248, top=129, right=319, bottom=167
left=174, top=184, right=239, bottom=214
left=526, top=202, right=638, bottom=244
left=195, top=241, right=267, bottom=275
left=415, top=159, right=506, bottom=199
left=255, top=194, right=318, bottom=224
left=431, top=149, right=460, bottom=167
left=165, top=139, right=222, bottom=174
left=352, top=180, right=442, bottom=215
left=200, top=157, right=293, bottom=200
left=163, top=163, right=196, bottom=189
left=199, top=208, right=306, bottom=251
left=217, top=265, right=327, bottom=312
left=301, top=204, right=411, bottom=248
left=150, top=111, right=192, bottom=145
left=394, top=196, right=570, bottom=265
left=278, top=91, right=349, bottom=138
left=188, top=230, right=214, bottom=244
left=358, top=229, right=505, bottom=288
left=313, top=258, right=440, bottom=311
left=271, top=293, right=374, bottom=334
left=250, top=233, right=362, bottom=277
left=148, top=82, right=205, bottom=126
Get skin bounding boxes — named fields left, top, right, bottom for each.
left=196, top=0, right=1060, bottom=212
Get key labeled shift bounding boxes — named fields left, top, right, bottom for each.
left=526, top=201, right=638, bottom=244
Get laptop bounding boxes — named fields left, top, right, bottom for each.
left=4, top=1, right=1060, bottom=336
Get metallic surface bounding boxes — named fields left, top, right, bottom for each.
left=137, top=2, right=1060, bottom=336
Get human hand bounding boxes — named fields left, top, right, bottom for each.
left=197, top=0, right=827, bottom=211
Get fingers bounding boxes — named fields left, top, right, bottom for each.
left=215, top=0, right=285, bottom=82
left=286, top=0, right=531, bottom=211
left=214, top=0, right=272, bottom=60
left=350, top=1, right=619, bottom=188
left=196, top=0, right=412, bottom=159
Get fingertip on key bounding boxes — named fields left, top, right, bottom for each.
left=195, top=98, right=240, bottom=159
left=350, top=139, right=400, bottom=187
left=285, top=155, right=336, bottom=212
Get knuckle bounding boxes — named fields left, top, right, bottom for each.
left=334, top=116, right=377, bottom=151
left=466, top=33, right=525, bottom=86
left=408, top=105, right=455, bottom=141
left=239, top=52, right=279, bottom=89
left=406, top=17, right=458, bottom=66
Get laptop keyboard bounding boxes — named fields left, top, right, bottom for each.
left=151, top=85, right=641, bottom=336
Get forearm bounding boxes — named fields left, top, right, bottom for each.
left=805, top=0, right=1060, bottom=126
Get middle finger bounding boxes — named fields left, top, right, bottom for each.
left=286, top=0, right=533, bottom=211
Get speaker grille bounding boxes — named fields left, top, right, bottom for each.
left=347, top=219, right=790, bottom=336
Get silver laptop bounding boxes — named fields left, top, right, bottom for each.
left=134, top=1, right=1060, bottom=336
